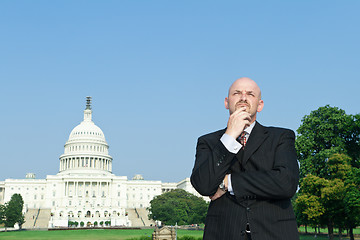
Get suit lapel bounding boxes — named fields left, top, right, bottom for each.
left=243, top=122, right=268, bottom=164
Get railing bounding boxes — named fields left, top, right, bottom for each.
left=134, top=208, right=146, bottom=226
left=33, top=209, right=40, bottom=228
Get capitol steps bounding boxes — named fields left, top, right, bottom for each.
left=136, top=208, right=155, bottom=226
left=34, top=209, right=51, bottom=228
left=126, top=208, right=155, bottom=227
left=22, top=209, right=38, bottom=228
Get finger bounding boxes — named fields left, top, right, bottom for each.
left=233, top=106, right=247, bottom=115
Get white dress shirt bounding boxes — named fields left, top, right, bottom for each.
left=220, top=121, right=256, bottom=195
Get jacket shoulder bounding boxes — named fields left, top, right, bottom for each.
left=262, top=125, right=295, bottom=136
left=198, top=128, right=226, bottom=141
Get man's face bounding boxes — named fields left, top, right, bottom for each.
left=225, top=78, right=264, bottom=120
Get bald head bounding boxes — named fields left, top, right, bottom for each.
left=228, top=77, right=262, bottom=99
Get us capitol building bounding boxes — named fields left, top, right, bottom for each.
left=0, top=97, right=199, bottom=228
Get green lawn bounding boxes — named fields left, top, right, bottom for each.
left=299, top=226, right=360, bottom=234
left=0, top=229, right=155, bottom=240
left=0, top=228, right=358, bottom=240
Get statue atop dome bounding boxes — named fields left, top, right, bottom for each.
left=84, top=96, right=92, bottom=122
left=86, top=96, right=92, bottom=110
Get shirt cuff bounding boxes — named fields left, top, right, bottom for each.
left=227, top=174, right=234, bottom=195
left=220, top=133, right=242, bottom=154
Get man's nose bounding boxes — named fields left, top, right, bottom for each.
left=240, top=92, right=247, bottom=100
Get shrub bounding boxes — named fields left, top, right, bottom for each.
left=80, top=221, right=84, bottom=227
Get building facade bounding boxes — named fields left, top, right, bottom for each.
left=0, top=97, right=200, bottom=228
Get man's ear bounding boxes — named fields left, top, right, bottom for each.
left=257, top=99, right=264, bottom=113
left=224, top=97, right=229, bottom=109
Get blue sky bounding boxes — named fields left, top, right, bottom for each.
left=1, top=1, right=359, bottom=182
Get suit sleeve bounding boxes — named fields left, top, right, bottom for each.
left=231, top=129, right=299, bottom=200
left=190, top=135, right=235, bottom=196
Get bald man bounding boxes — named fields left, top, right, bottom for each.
left=191, top=78, right=299, bottom=240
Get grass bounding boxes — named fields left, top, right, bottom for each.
left=0, top=228, right=359, bottom=240
left=0, top=229, right=155, bottom=240
left=299, top=226, right=360, bottom=234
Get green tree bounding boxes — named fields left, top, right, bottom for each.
left=4, top=194, right=25, bottom=229
left=0, top=204, right=6, bottom=226
left=296, top=153, right=360, bottom=239
left=148, top=189, right=208, bottom=226
left=343, top=165, right=360, bottom=240
left=296, top=105, right=359, bottom=179
left=295, top=106, right=360, bottom=239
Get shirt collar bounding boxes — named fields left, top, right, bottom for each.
left=244, top=121, right=256, bottom=136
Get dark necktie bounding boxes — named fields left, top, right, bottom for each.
left=239, top=131, right=247, bottom=147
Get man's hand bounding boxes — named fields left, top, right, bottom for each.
left=209, top=187, right=226, bottom=201
left=225, top=106, right=251, bottom=139
left=209, top=175, right=229, bottom=201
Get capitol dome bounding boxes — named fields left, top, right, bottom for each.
left=58, top=97, right=113, bottom=175
left=68, top=119, right=106, bottom=143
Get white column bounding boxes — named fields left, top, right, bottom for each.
left=100, top=182, right=102, bottom=197
left=97, top=182, right=100, bottom=197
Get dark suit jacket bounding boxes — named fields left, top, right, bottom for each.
left=190, top=122, right=299, bottom=240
